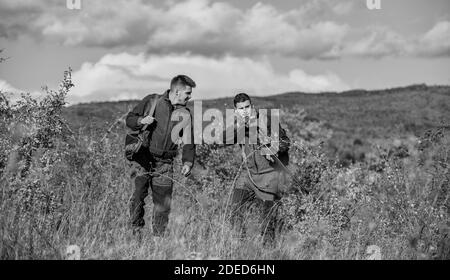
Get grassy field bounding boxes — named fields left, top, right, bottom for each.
left=1, top=70, right=449, bottom=259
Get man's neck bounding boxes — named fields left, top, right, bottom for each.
left=167, top=89, right=176, bottom=105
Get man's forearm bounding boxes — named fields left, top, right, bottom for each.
left=182, top=143, right=195, bottom=167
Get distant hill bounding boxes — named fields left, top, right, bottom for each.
left=64, top=84, right=450, bottom=139
left=62, top=84, right=449, bottom=166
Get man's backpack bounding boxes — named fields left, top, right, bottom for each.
left=124, top=94, right=160, bottom=161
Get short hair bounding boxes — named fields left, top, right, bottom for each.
left=233, top=92, right=251, bottom=107
left=170, top=75, right=196, bottom=90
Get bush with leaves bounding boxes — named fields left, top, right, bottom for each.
left=278, top=124, right=449, bottom=259
left=0, top=69, right=75, bottom=258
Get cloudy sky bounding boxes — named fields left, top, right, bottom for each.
left=0, top=0, right=449, bottom=104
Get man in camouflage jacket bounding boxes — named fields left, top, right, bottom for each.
left=222, top=93, right=291, bottom=246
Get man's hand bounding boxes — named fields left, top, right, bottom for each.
left=140, top=115, right=155, bottom=125
left=265, top=154, right=274, bottom=162
left=181, top=164, right=192, bottom=177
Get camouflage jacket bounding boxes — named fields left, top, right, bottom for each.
left=223, top=113, right=290, bottom=200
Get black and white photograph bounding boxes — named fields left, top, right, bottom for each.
left=0, top=0, right=449, bottom=266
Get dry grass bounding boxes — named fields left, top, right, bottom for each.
left=0, top=71, right=449, bottom=260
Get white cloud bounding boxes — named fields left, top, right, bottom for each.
left=0, top=79, right=21, bottom=94
left=323, top=21, right=450, bottom=59
left=288, top=69, right=349, bottom=92
left=68, top=52, right=350, bottom=104
left=332, top=2, right=354, bottom=15
left=330, top=26, right=409, bottom=59
left=0, top=0, right=349, bottom=59
left=291, top=0, right=356, bottom=20
left=416, top=21, right=450, bottom=57
left=236, top=3, right=349, bottom=58
left=0, top=79, right=42, bottom=104
left=1, top=0, right=449, bottom=59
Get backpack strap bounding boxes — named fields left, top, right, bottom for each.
left=140, top=94, right=160, bottom=131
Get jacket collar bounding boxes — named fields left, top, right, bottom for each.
left=162, top=89, right=175, bottom=110
left=163, top=89, right=170, bottom=101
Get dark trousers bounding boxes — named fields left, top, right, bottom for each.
left=129, top=157, right=174, bottom=237
left=230, top=188, right=280, bottom=245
